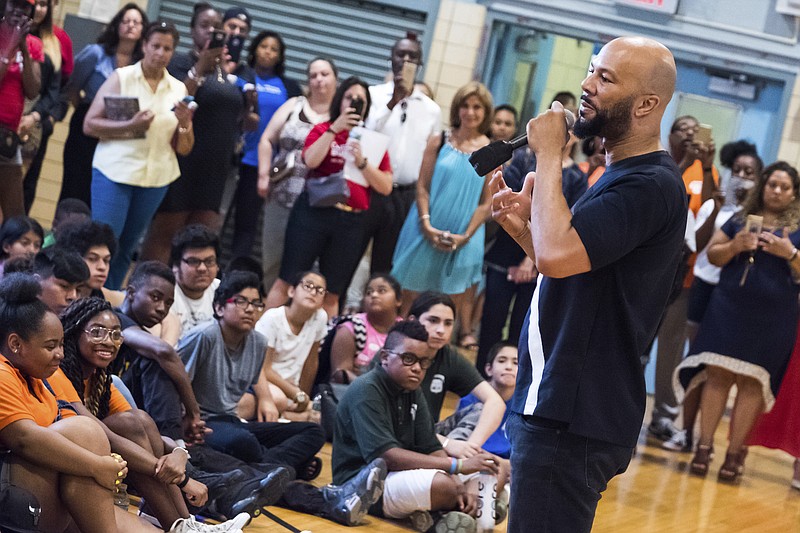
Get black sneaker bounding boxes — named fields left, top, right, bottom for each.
left=647, top=418, right=680, bottom=442
left=225, top=466, right=292, bottom=519
left=321, top=458, right=387, bottom=526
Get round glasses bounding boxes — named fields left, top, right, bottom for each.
left=383, top=349, right=434, bottom=369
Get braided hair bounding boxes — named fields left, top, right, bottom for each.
left=60, top=297, right=115, bottom=419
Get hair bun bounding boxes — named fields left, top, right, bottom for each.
left=193, top=2, right=214, bottom=14
left=0, top=273, right=43, bottom=305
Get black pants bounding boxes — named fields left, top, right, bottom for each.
left=476, top=267, right=536, bottom=374
left=358, top=184, right=417, bottom=274
left=231, top=163, right=261, bottom=258
left=121, top=358, right=184, bottom=441
left=60, top=103, right=97, bottom=206
left=22, top=130, right=52, bottom=214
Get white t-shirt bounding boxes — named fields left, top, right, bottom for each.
left=170, top=278, right=221, bottom=339
left=254, top=306, right=328, bottom=385
left=693, top=199, right=738, bottom=284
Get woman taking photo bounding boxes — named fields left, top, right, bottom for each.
left=84, top=21, right=194, bottom=289
left=141, top=3, right=247, bottom=263
left=61, top=2, right=147, bottom=206
left=329, top=273, right=402, bottom=384
left=256, top=57, right=337, bottom=290
left=265, top=76, right=392, bottom=317
left=0, top=273, right=158, bottom=532
left=391, top=82, right=493, bottom=334
left=231, top=30, right=301, bottom=258
left=676, top=161, right=800, bottom=483
left=53, top=296, right=249, bottom=532
left=0, top=0, right=42, bottom=221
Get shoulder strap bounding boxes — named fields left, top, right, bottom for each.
left=437, top=130, right=447, bottom=157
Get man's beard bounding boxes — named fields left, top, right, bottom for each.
left=573, top=96, right=635, bottom=141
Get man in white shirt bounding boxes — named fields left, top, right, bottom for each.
left=169, top=224, right=221, bottom=338
left=361, top=34, right=442, bottom=274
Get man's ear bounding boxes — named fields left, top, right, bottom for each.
left=125, top=284, right=136, bottom=301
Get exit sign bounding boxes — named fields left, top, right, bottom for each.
left=615, top=0, right=680, bottom=14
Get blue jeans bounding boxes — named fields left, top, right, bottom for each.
left=91, top=168, right=169, bottom=288
left=506, top=412, right=633, bottom=533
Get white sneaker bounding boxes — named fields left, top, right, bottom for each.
left=168, top=513, right=249, bottom=532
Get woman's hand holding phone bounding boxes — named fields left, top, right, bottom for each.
left=329, top=108, right=360, bottom=134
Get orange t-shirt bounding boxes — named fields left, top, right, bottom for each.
left=48, top=368, right=132, bottom=416
left=578, top=161, right=605, bottom=188
left=0, top=354, right=76, bottom=433
left=682, top=160, right=719, bottom=287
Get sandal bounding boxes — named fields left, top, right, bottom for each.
left=459, top=333, right=479, bottom=351
left=718, top=448, right=746, bottom=483
left=690, top=444, right=714, bottom=476
left=298, top=456, right=322, bottom=481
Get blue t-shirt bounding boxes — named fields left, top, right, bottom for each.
left=512, top=151, right=687, bottom=447
left=240, top=73, right=288, bottom=166
left=457, top=393, right=512, bottom=458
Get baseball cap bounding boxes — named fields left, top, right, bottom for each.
left=0, top=485, right=41, bottom=533
left=222, top=6, right=251, bottom=28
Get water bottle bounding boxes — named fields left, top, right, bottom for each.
left=476, top=472, right=497, bottom=532
left=113, top=483, right=130, bottom=510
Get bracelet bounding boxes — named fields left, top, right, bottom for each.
left=449, top=458, right=458, bottom=475
left=419, top=214, right=430, bottom=222
left=456, top=459, right=463, bottom=475
left=325, top=127, right=340, bottom=135
left=178, top=124, right=192, bottom=134
left=790, top=247, right=798, bottom=262
left=177, top=474, right=190, bottom=488
left=442, top=437, right=450, bottom=449
left=357, top=158, right=368, bottom=170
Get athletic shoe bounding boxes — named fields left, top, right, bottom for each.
left=434, top=511, right=477, bottom=533
left=321, top=458, right=387, bottom=526
left=662, top=429, right=691, bottom=452
left=227, top=466, right=292, bottom=518
left=168, top=513, right=248, bottom=532
left=647, top=418, right=680, bottom=442
left=408, top=510, right=434, bottom=532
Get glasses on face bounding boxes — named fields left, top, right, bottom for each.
left=120, top=18, right=143, bottom=27
left=84, top=326, right=123, bottom=344
left=384, top=349, right=434, bottom=369
left=299, top=280, right=327, bottom=296
left=226, top=296, right=266, bottom=312
left=182, top=257, right=217, bottom=269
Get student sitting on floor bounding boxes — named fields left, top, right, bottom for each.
left=334, top=320, right=502, bottom=532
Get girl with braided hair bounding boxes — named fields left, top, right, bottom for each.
left=51, top=296, right=250, bottom=532
left=0, top=273, right=156, bottom=532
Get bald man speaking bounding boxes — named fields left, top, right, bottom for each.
left=490, top=37, right=687, bottom=531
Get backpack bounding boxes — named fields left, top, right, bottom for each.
left=313, top=314, right=367, bottom=389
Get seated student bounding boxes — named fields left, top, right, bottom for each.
left=42, top=198, right=92, bottom=248
left=330, top=273, right=403, bottom=384
left=50, top=296, right=254, bottom=531
left=114, top=261, right=206, bottom=445
left=32, top=247, right=89, bottom=315
left=333, top=320, right=501, bottom=532
left=0, top=274, right=157, bottom=533
left=169, top=225, right=221, bottom=338
left=250, top=270, right=328, bottom=421
left=56, top=219, right=121, bottom=303
left=178, top=271, right=326, bottom=479
left=378, top=292, right=505, bottom=458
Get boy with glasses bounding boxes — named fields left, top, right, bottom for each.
left=333, top=320, right=501, bottom=532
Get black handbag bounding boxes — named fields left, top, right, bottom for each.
left=269, top=151, right=296, bottom=185
left=306, top=170, right=350, bottom=207
left=0, top=126, right=20, bottom=161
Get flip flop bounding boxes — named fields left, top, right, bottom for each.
left=297, top=456, right=322, bottom=481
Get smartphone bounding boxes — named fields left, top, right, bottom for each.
left=350, top=97, right=364, bottom=118
left=696, top=123, right=713, bottom=145
left=226, top=34, right=244, bottom=64
left=745, top=214, right=763, bottom=235
left=172, top=95, right=197, bottom=111
left=209, top=29, right=226, bottom=50
left=400, top=61, right=418, bottom=93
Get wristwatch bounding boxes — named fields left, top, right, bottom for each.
left=294, top=391, right=308, bottom=405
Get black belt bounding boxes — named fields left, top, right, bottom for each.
left=393, top=182, right=416, bottom=192
left=522, top=414, right=568, bottom=430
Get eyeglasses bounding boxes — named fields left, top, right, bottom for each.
left=384, top=349, right=434, bottom=369
left=299, top=280, right=327, bottom=296
left=120, top=19, right=143, bottom=27
left=400, top=100, right=407, bottom=124
left=226, top=296, right=266, bottom=311
left=182, top=257, right=217, bottom=269
left=84, top=326, right=123, bottom=344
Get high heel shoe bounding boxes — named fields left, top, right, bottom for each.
left=718, top=448, right=746, bottom=483
left=690, top=444, right=714, bottom=476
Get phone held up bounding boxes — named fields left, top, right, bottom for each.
left=209, top=29, right=227, bottom=50
left=400, top=61, right=418, bottom=93
left=696, top=123, right=713, bottom=145
left=350, top=97, right=365, bottom=119
left=226, top=35, right=244, bottom=64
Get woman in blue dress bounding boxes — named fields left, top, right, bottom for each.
left=392, top=82, right=493, bottom=338
left=675, top=161, right=800, bottom=483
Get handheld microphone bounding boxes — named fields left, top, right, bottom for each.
left=469, top=110, right=576, bottom=176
